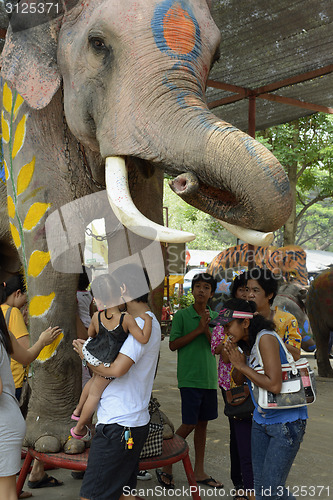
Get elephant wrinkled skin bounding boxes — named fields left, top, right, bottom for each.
left=306, top=269, right=333, bottom=378
left=0, top=0, right=292, bottom=450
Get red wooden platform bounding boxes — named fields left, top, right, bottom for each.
left=17, top=434, right=201, bottom=499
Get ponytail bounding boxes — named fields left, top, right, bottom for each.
left=0, top=309, right=13, bottom=355
left=0, top=274, right=26, bottom=305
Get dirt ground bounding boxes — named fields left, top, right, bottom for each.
left=19, top=339, right=333, bottom=500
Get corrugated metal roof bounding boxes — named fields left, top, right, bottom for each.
left=208, top=0, right=333, bottom=131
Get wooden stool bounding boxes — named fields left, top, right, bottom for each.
left=17, top=434, right=201, bottom=500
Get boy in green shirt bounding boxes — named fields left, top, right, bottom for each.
left=156, top=273, right=223, bottom=490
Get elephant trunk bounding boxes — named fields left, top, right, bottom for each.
left=104, top=111, right=291, bottom=244
left=166, top=112, right=292, bottom=234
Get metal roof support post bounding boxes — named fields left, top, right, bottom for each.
left=248, top=95, right=256, bottom=268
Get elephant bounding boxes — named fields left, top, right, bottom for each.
left=0, top=0, right=292, bottom=452
left=273, top=282, right=316, bottom=353
left=306, top=269, right=333, bottom=378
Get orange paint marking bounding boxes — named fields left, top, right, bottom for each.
left=163, top=4, right=196, bottom=55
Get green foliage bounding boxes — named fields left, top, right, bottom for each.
left=163, top=113, right=333, bottom=251
left=168, top=290, right=195, bottom=310
left=163, top=179, right=236, bottom=250
left=257, top=113, right=333, bottom=249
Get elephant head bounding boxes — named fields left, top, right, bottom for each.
left=1, top=0, right=292, bottom=245
left=0, top=0, right=293, bottom=451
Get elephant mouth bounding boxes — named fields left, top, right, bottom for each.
left=105, top=156, right=273, bottom=245
left=169, top=172, right=239, bottom=211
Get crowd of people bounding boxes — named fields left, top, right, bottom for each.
left=0, top=265, right=309, bottom=500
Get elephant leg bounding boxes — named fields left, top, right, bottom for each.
left=314, top=324, right=333, bottom=378
left=23, top=274, right=85, bottom=450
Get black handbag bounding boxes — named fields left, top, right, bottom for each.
left=224, top=384, right=254, bottom=420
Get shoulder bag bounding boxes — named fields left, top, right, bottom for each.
left=252, top=333, right=316, bottom=410
left=224, top=383, right=254, bottom=419
left=139, top=397, right=164, bottom=458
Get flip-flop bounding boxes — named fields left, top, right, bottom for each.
left=155, top=469, right=175, bottom=489
left=27, top=474, right=63, bottom=489
left=70, top=426, right=91, bottom=442
left=71, top=413, right=80, bottom=421
left=196, top=476, right=224, bottom=489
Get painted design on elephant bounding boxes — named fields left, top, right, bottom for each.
left=208, top=244, right=308, bottom=286
left=1, top=82, right=63, bottom=357
left=151, top=0, right=201, bottom=61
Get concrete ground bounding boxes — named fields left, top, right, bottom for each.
left=19, top=339, right=333, bottom=500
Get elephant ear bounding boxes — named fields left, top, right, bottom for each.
left=1, top=21, right=61, bottom=110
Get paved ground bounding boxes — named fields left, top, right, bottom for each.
left=19, top=339, right=333, bottom=500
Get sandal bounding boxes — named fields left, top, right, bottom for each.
left=27, top=474, right=63, bottom=489
left=196, top=476, right=224, bottom=488
left=155, top=469, right=175, bottom=489
left=71, top=412, right=80, bottom=421
left=70, top=426, right=91, bottom=442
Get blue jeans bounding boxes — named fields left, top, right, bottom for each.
left=251, top=418, right=306, bottom=500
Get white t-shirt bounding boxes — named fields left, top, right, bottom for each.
left=96, top=311, right=161, bottom=427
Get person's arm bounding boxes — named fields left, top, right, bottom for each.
left=76, top=313, right=88, bottom=340
left=231, top=367, right=246, bottom=385
left=72, top=338, right=134, bottom=377
left=285, top=343, right=301, bottom=361
left=225, top=335, right=283, bottom=394
left=10, top=327, right=62, bottom=365
left=124, top=313, right=152, bottom=344
left=17, top=334, right=30, bottom=351
left=87, top=312, right=99, bottom=338
left=0, top=375, right=3, bottom=395
left=169, top=310, right=210, bottom=351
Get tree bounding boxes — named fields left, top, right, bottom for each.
left=257, top=113, right=333, bottom=247
left=163, top=179, right=236, bottom=250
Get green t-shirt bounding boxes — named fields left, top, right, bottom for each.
left=170, top=305, right=218, bottom=389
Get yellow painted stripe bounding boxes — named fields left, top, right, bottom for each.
left=13, top=94, right=24, bottom=121
left=28, top=250, right=51, bottom=278
left=1, top=112, right=10, bottom=143
left=7, top=195, right=15, bottom=219
left=4, top=160, right=9, bottom=181
left=29, top=292, right=55, bottom=317
left=17, top=157, right=35, bottom=195
left=37, top=332, right=64, bottom=362
left=2, top=82, right=12, bottom=114
left=9, top=222, right=21, bottom=249
left=23, top=202, right=51, bottom=231
left=12, top=114, right=27, bottom=158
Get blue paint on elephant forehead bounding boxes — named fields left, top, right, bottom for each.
left=151, top=0, right=201, bottom=61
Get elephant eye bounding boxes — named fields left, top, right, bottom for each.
left=89, top=37, right=107, bottom=51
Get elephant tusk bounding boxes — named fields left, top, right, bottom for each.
left=105, top=156, right=196, bottom=243
left=219, top=220, right=274, bottom=246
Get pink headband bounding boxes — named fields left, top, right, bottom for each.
left=231, top=311, right=253, bottom=319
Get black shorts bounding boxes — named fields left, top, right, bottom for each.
left=180, top=387, right=218, bottom=425
left=80, top=422, right=149, bottom=500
